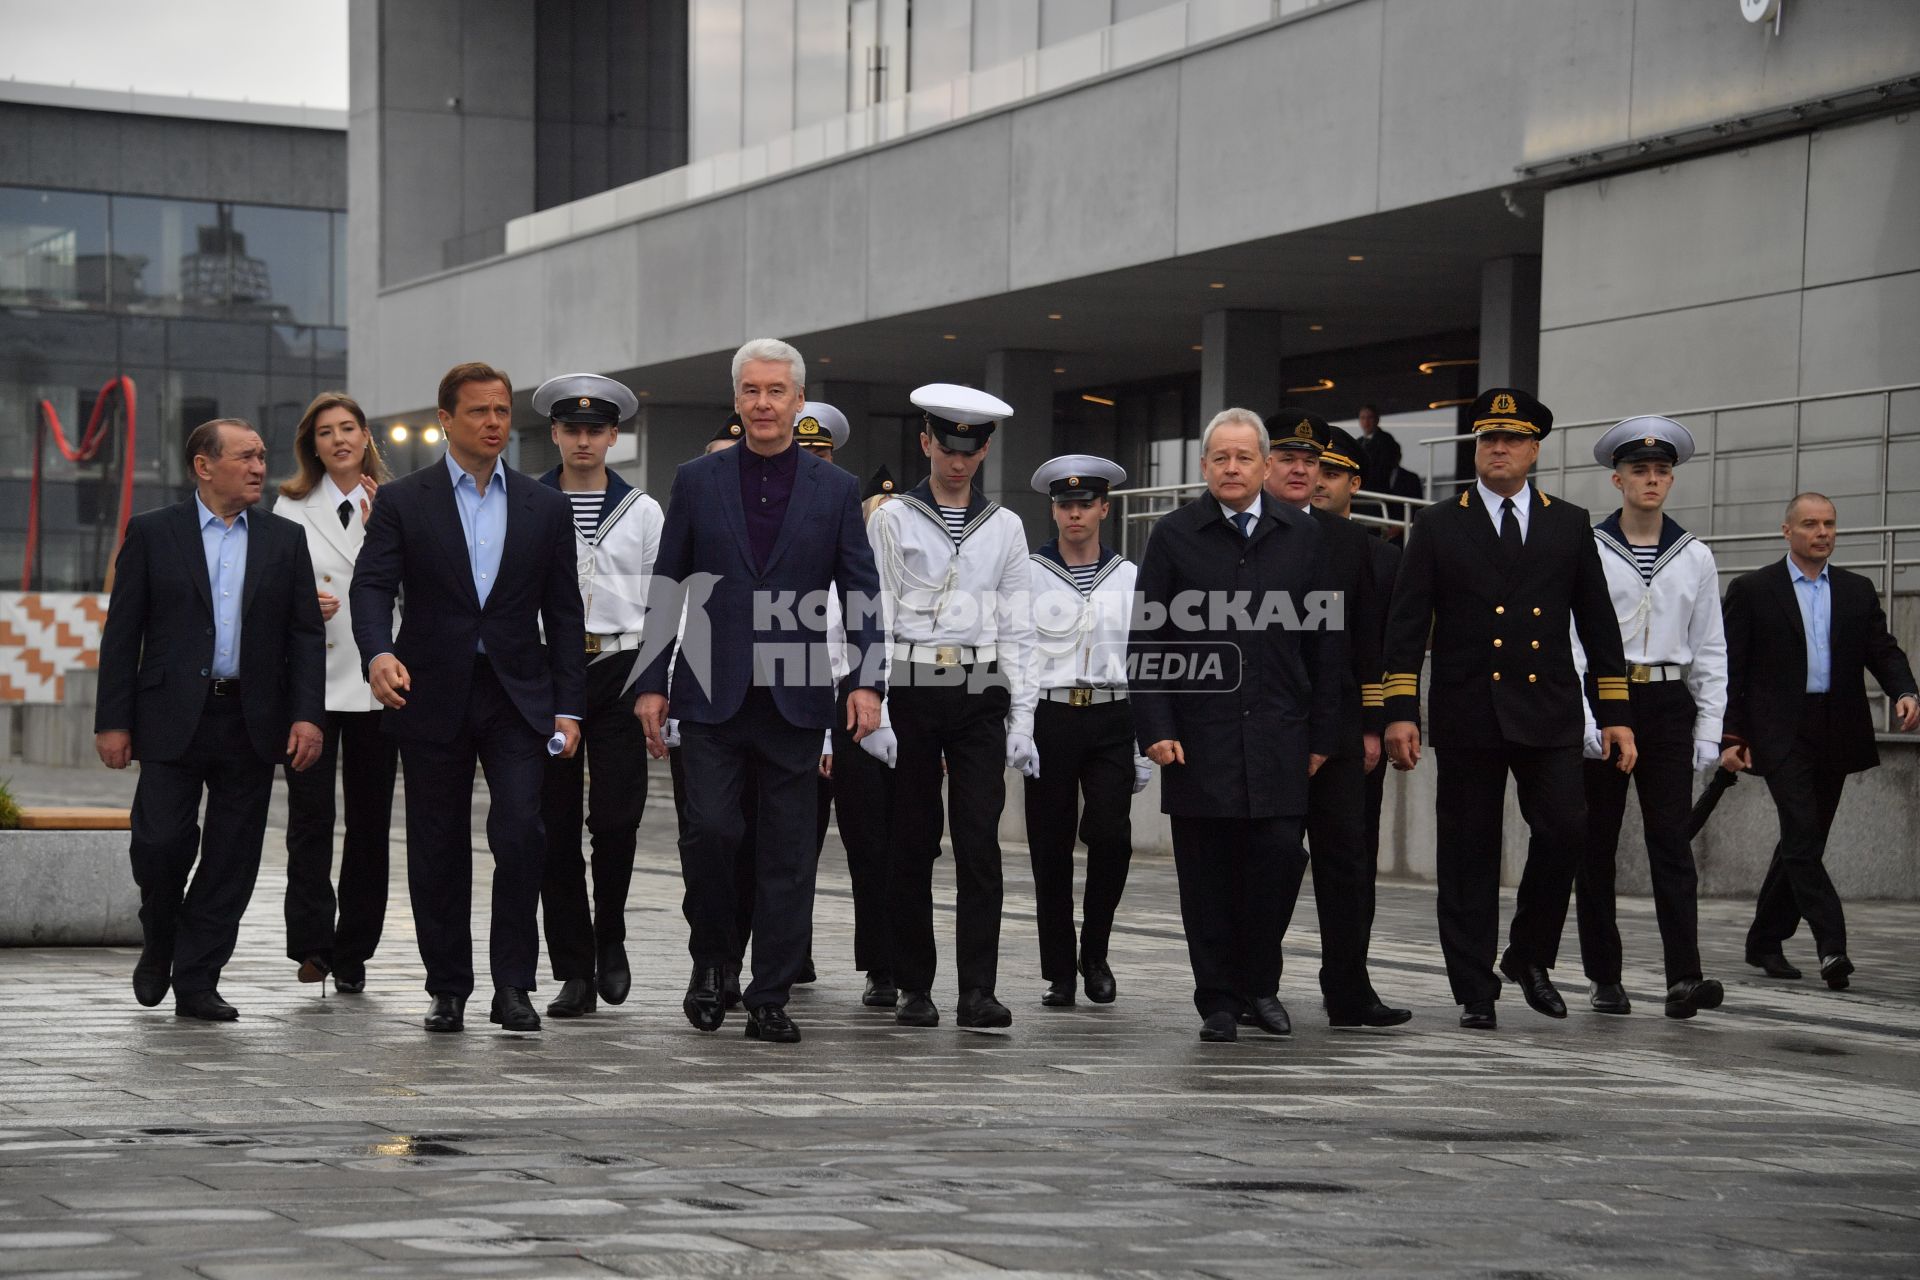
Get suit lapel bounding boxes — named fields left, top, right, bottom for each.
left=718, top=446, right=756, bottom=568
left=494, top=469, right=536, bottom=607
left=1502, top=485, right=1548, bottom=586
left=1457, top=486, right=1504, bottom=571
left=425, top=461, right=483, bottom=609
left=760, top=457, right=819, bottom=577
left=240, top=505, right=269, bottom=614
left=172, top=500, right=213, bottom=616
left=1772, top=558, right=1809, bottom=671
left=307, top=484, right=359, bottom=566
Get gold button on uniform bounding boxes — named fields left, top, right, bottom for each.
left=1495, top=605, right=1506, bottom=615
left=1493, top=638, right=1503, bottom=648
left=1532, top=607, right=1542, bottom=616
left=1493, top=671, right=1502, bottom=681
left=326, top=642, right=335, bottom=649
left=323, top=574, right=332, bottom=583
left=1531, top=640, right=1540, bottom=650
left=1528, top=673, right=1537, bottom=683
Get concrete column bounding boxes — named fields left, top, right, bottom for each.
left=1199, top=310, right=1284, bottom=421
left=983, top=350, right=1056, bottom=542
left=1478, top=256, right=1542, bottom=393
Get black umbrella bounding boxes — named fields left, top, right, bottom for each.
left=1686, top=767, right=1741, bottom=840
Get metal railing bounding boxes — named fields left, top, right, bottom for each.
left=1108, top=480, right=1432, bottom=561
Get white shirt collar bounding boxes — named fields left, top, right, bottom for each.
left=1217, top=494, right=1262, bottom=527
left=321, top=473, right=358, bottom=511
left=1476, top=479, right=1530, bottom=516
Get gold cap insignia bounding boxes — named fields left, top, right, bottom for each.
left=578, top=397, right=591, bottom=407
left=1294, top=419, right=1315, bottom=440
left=1491, top=392, right=1518, bottom=416
left=882, top=479, right=894, bottom=491
left=728, top=423, right=742, bottom=436
left=956, top=422, right=971, bottom=433
left=1644, top=436, right=1657, bottom=446
left=1066, top=476, right=1080, bottom=487
left=797, top=417, right=821, bottom=435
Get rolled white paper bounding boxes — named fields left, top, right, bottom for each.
left=547, top=731, right=568, bottom=756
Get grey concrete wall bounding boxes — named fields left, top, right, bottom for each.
left=358, top=0, right=1920, bottom=422
left=0, top=102, right=343, bottom=207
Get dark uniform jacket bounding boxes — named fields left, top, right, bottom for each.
left=95, top=500, right=326, bottom=764
left=1308, top=506, right=1383, bottom=755
left=1722, top=559, right=1917, bottom=777
left=1130, top=495, right=1345, bottom=819
left=1382, top=483, right=1628, bottom=749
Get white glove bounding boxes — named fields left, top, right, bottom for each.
left=1132, top=758, right=1153, bottom=794
left=1693, top=739, right=1721, bottom=771
left=1582, top=728, right=1604, bottom=760
left=662, top=718, right=682, bottom=749
left=858, top=726, right=898, bottom=768
left=1006, top=732, right=1040, bottom=779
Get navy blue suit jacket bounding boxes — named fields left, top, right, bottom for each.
left=638, top=443, right=885, bottom=730
left=349, top=458, right=585, bottom=743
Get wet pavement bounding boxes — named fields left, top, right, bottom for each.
left=1, top=759, right=1918, bottom=1277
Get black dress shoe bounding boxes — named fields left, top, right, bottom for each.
left=957, top=988, right=1013, bottom=1028
left=1041, top=978, right=1076, bottom=1007
left=424, top=994, right=465, bottom=1032
left=1460, top=1002, right=1497, bottom=1030
left=1820, top=953, right=1854, bottom=991
left=1080, top=956, right=1116, bottom=1004
left=896, top=990, right=940, bottom=1027
left=1245, top=995, right=1292, bottom=1036
left=132, top=954, right=171, bottom=1008
left=684, top=965, right=727, bottom=1032
left=1664, top=977, right=1725, bottom=1019
left=862, top=970, right=899, bottom=1008
left=297, top=954, right=330, bottom=986
left=546, top=978, right=597, bottom=1019
left=745, top=1005, right=802, bottom=1042
left=489, top=987, right=541, bottom=1032
left=1589, top=982, right=1632, bottom=1015
left=331, top=960, right=366, bottom=994
left=1748, top=952, right=1802, bottom=980
left=597, top=942, right=631, bottom=1005
left=1328, top=1000, right=1413, bottom=1028
left=1199, top=1011, right=1238, bottom=1042
left=722, top=962, right=744, bottom=1010
left=1499, top=956, right=1568, bottom=1018
left=175, top=989, right=238, bottom=1021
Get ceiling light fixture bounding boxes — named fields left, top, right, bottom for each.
left=1417, top=358, right=1479, bottom=375
left=388, top=424, right=409, bottom=444
left=1053, top=367, right=1066, bottom=374
left=1047, top=313, right=1063, bottom=320
left=1208, top=282, right=1226, bottom=289
left=1346, top=254, right=1365, bottom=262
left=1190, top=344, right=1203, bottom=352
left=942, top=333, right=957, bottom=340
left=1081, top=394, right=1116, bottom=407
left=1308, top=323, right=1324, bottom=332
left=817, top=356, right=832, bottom=364
left=1427, top=397, right=1473, bottom=410
left=421, top=426, right=442, bottom=445
left=1286, top=378, right=1336, bottom=394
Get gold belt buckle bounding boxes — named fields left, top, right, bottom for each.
left=1627, top=662, right=1652, bottom=683
left=584, top=634, right=602, bottom=656
left=934, top=645, right=961, bottom=667
left=1068, top=687, right=1093, bottom=707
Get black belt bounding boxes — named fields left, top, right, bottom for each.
left=209, top=678, right=242, bottom=697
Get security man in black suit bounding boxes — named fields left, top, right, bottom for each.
left=1382, top=388, right=1636, bottom=1030
left=95, top=417, right=326, bottom=1020
left=1131, top=407, right=1345, bottom=1043
left=352, top=361, right=586, bottom=1036
left=1263, top=413, right=1409, bottom=1028
left=1722, top=491, right=1919, bottom=990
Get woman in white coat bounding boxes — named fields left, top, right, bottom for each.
left=273, top=392, right=396, bottom=994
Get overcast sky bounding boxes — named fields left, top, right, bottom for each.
left=0, top=0, right=347, bottom=110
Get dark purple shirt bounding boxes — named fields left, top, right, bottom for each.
left=739, top=440, right=799, bottom=569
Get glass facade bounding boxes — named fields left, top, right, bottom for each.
left=0, top=185, right=346, bottom=591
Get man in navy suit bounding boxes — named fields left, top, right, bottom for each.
left=636, top=338, right=886, bottom=1044
left=351, top=362, right=585, bottom=1035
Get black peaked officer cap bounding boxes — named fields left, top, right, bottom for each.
left=1266, top=410, right=1331, bottom=453
left=712, top=412, right=745, bottom=444
left=1470, top=387, right=1553, bottom=440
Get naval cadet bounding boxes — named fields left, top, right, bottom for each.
left=1381, top=388, right=1635, bottom=1030
left=530, top=373, right=662, bottom=1020
left=1023, top=455, right=1151, bottom=1008
left=867, top=383, right=1038, bottom=1029
left=1569, top=417, right=1728, bottom=1020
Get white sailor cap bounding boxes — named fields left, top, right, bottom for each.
left=794, top=401, right=850, bottom=450
left=1031, top=454, right=1125, bottom=501
left=910, top=382, right=1012, bottom=453
left=532, top=372, right=639, bottom=426
left=1593, top=415, right=1695, bottom=468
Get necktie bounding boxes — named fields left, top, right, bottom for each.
left=337, top=499, right=353, bottom=529
left=1499, top=497, right=1522, bottom=564
left=1231, top=511, right=1254, bottom=538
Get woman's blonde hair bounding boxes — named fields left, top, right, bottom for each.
left=279, top=391, right=390, bottom=498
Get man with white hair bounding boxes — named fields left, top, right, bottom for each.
left=635, top=339, right=886, bottom=1045
left=1129, top=407, right=1344, bottom=1043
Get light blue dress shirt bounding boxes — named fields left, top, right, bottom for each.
left=1218, top=495, right=1263, bottom=534
left=196, top=494, right=248, bottom=679
left=447, top=450, right=507, bottom=652
left=1788, top=556, right=1832, bottom=694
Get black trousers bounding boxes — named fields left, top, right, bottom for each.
left=282, top=708, right=396, bottom=968
left=886, top=668, right=1011, bottom=994
left=540, top=656, right=648, bottom=980
left=831, top=685, right=893, bottom=973
left=1576, top=682, right=1701, bottom=985
left=1307, top=750, right=1379, bottom=1011
left=1169, top=813, right=1308, bottom=1018
left=1434, top=744, right=1586, bottom=1006
left=1747, top=694, right=1851, bottom=959
left=677, top=686, right=820, bottom=1009
left=397, top=655, right=547, bottom=998
left=1363, top=745, right=1387, bottom=868
left=128, top=693, right=274, bottom=994
left=1022, top=697, right=1134, bottom=981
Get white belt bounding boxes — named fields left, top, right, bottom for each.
left=586, top=632, right=643, bottom=656
left=893, top=641, right=997, bottom=668
left=1041, top=686, right=1127, bottom=706
left=1626, top=663, right=1686, bottom=684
